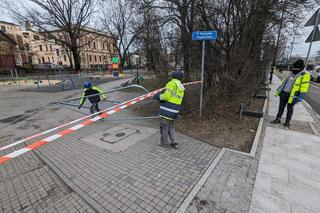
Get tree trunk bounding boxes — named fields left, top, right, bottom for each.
left=71, top=47, right=81, bottom=72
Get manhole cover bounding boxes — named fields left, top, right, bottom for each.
left=100, top=128, right=136, bottom=144
left=81, top=123, right=157, bottom=152
left=116, top=133, right=126, bottom=137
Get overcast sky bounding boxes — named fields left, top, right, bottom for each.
left=0, top=4, right=319, bottom=59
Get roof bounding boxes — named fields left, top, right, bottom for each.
left=0, top=20, right=19, bottom=26
left=0, top=30, right=17, bottom=45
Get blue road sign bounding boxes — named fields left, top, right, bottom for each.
left=192, top=31, right=217, bottom=41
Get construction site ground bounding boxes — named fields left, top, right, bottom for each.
left=1, top=75, right=319, bottom=213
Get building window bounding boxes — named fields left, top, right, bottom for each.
left=56, top=49, right=60, bottom=56
left=34, top=35, right=40, bottom=40
left=52, top=57, right=54, bottom=63
left=42, top=57, right=45, bottom=63
left=0, top=25, right=5, bottom=32
left=107, top=44, right=111, bottom=52
left=88, top=41, right=91, bottom=49
left=99, top=56, right=101, bottom=62
left=50, top=45, right=52, bottom=51
left=63, top=55, right=67, bottom=62
left=38, top=58, right=41, bottom=64
left=94, top=55, right=97, bottom=62
left=48, top=57, right=50, bottom=63
left=103, top=43, right=105, bottom=50
left=45, top=45, right=48, bottom=51
left=39, top=45, right=43, bottom=51
left=103, top=56, right=106, bottom=60
left=93, top=42, right=96, bottom=49
left=28, top=56, right=32, bottom=64
left=25, top=43, right=30, bottom=51
left=89, top=55, right=92, bottom=62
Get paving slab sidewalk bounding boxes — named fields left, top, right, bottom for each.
left=249, top=76, right=320, bottom=213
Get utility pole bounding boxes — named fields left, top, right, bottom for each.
left=288, top=33, right=295, bottom=64
left=272, top=0, right=287, bottom=67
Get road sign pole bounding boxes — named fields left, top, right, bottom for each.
left=200, top=40, right=205, bottom=118
left=306, top=9, right=320, bottom=66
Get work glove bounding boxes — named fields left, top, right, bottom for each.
left=153, top=93, right=160, bottom=101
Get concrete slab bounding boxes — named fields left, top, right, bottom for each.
left=81, top=123, right=157, bottom=152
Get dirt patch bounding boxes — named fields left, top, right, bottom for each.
left=0, top=114, right=30, bottom=125
left=131, top=78, right=266, bottom=152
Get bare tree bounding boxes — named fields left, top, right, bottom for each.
left=101, top=0, right=143, bottom=69
left=2, top=0, right=96, bottom=71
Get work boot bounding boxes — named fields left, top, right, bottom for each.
left=270, top=118, right=281, bottom=124
left=171, top=143, right=179, bottom=149
left=284, top=122, right=290, bottom=128
left=158, top=143, right=166, bottom=147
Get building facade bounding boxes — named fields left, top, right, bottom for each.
left=0, top=29, right=17, bottom=70
left=0, top=20, right=117, bottom=70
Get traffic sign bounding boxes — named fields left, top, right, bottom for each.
left=305, top=9, right=320, bottom=27
left=112, top=57, right=119, bottom=63
left=306, top=26, right=320, bottom=42
left=192, top=31, right=217, bottom=41
left=191, top=30, right=217, bottom=118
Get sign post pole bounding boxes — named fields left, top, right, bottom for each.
left=200, top=40, right=205, bottom=118
left=192, top=31, right=217, bottom=119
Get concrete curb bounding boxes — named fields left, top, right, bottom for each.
left=176, top=149, right=226, bottom=213
left=177, top=90, right=269, bottom=212
left=249, top=90, right=269, bottom=157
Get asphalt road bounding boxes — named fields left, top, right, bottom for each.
left=305, top=81, right=320, bottom=116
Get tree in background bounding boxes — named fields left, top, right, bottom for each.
left=100, top=0, right=144, bottom=70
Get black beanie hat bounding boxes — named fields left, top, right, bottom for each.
left=293, top=60, right=304, bottom=69
left=171, top=71, right=184, bottom=80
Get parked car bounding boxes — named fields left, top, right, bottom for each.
left=311, top=66, right=320, bottom=82
left=33, top=63, right=59, bottom=70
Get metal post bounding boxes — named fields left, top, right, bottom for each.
left=288, top=33, right=295, bottom=64
left=136, top=66, right=139, bottom=85
left=200, top=40, right=205, bottom=118
left=306, top=9, right=320, bottom=66
left=272, top=0, right=287, bottom=68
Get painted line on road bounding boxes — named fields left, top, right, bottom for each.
left=310, top=83, right=320, bottom=90
left=0, top=81, right=201, bottom=164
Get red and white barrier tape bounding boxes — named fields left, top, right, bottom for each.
left=0, top=81, right=200, bottom=164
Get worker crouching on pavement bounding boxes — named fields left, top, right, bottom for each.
left=271, top=59, right=311, bottom=128
left=78, top=81, right=106, bottom=115
left=153, top=71, right=185, bottom=149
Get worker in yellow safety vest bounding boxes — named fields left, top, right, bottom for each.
left=78, top=81, right=106, bottom=115
left=153, top=71, right=185, bottom=149
left=271, top=59, right=311, bottom=128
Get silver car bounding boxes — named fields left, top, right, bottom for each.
left=311, top=67, right=320, bottom=82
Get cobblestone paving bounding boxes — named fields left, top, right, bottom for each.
left=34, top=124, right=220, bottom=213
left=41, top=192, right=96, bottom=213
left=0, top=137, right=96, bottom=213
left=186, top=150, right=258, bottom=213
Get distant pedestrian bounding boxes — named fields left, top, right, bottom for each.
left=153, top=71, right=185, bottom=149
left=78, top=81, right=106, bottom=115
left=271, top=60, right=311, bottom=128
left=269, top=65, right=276, bottom=84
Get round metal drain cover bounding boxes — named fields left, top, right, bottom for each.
left=115, top=132, right=126, bottom=137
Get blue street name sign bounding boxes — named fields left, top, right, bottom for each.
left=192, top=31, right=217, bottom=41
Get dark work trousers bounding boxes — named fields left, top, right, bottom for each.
left=90, top=102, right=100, bottom=114
left=276, top=91, right=295, bottom=123
left=160, top=117, right=176, bottom=145
left=269, top=71, right=273, bottom=84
